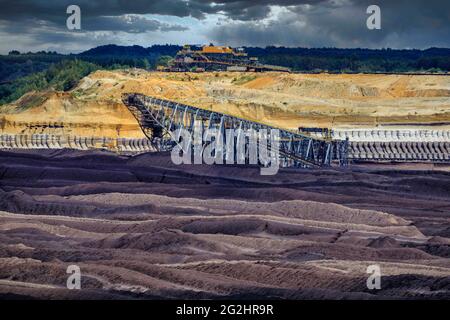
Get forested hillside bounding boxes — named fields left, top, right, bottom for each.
left=248, top=47, right=450, bottom=73
left=0, top=60, right=100, bottom=104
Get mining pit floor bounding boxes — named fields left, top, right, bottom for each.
left=0, top=149, right=449, bottom=299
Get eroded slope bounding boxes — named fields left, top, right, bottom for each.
left=0, top=150, right=449, bottom=299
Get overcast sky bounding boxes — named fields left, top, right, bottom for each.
left=0, top=0, right=449, bottom=54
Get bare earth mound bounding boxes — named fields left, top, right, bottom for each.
left=0, top=149, right=449, bottom=299
left=1, top=70, right=450, bottom=145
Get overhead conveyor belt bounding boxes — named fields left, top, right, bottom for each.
left=122, top=93, right=349, bottom=168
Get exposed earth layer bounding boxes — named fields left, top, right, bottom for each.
left=1, top=70, right=450, bottom=147
left=0, top=149, right=449, bottom=299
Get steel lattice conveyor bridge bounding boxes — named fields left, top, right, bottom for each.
left=122, top=93, right=349, bottom=168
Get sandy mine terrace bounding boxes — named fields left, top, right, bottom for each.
left=0, top=149, right=449, bottom=299
left=1, top=70, right=450, bottom=143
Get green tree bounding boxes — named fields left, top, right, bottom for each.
left=0, top=59, right=100, bottom=105
left=156, top=55, right=173, bottom=67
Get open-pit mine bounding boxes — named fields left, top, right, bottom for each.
left=0, top=70, right=449, bottom=299
left=1, top=70, right=449, bottom=163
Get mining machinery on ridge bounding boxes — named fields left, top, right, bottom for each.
left=161, top=45, right=291, bottom=73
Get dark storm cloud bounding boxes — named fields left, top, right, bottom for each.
left=0, top=0, right=191, bottom=53
left=208, top=0, right=450, bottom=48
left=0, top=0, right=447, bottom=25
left=0, top=0, right=330, bottom=23
left=0, top=15, right=187, bottom=34
left=0, top=0, right=195, bottom=21
left=82, top=15, right=188, bottom=33
left=0, top=0, right=448, bottom=52
left=193, top=0, right=328, bottom=20
left=0, top=0, right=192, bottom=31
